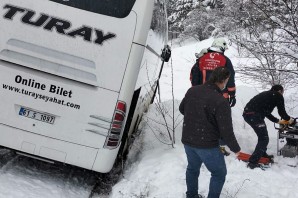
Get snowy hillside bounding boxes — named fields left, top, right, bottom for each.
left=111, top=39, right=298, bottom=198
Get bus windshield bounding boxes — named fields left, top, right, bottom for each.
left=49, top=0, right=136, bottom=18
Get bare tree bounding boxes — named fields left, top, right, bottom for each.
left=140, top=43, right=181, bottom=148
left=167, top=0, right=194, bottom=33
left=249, top=0, right=298, bottom=62
left=227, top=0, right=298, bottom=88
left=232, top=29, right=297, bottom=89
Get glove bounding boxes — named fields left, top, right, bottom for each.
left=278, top=118, right=295, bottom=125
left=278, top=119, right=290, bottom=125
left=229, top=95, right=236, bottom=107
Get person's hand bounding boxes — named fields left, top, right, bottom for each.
left=235, top=151, right=241, bottom=156
left=229, top=95, right=236, bottom=107
left=278, top=119, right=290, bottom=125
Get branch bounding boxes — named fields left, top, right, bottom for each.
left=235, top=68, right=298, bottom=76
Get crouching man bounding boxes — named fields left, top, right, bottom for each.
left=243, top=84, right=294, bottom=169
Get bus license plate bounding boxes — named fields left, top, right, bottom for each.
left=19, top=107, right=55, bottom=124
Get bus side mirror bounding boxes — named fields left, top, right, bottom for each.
left=161, top=45, right=171, bottom=62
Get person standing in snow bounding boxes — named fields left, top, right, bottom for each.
left=190, top=38, right=236, bottom=156
left=189, top=48, right=207, bottom=84
left=179, top=67, right=241, bottom=198
left=243, top=85, right=294, bottom=169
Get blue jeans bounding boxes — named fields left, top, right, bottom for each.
left=184, top=145, right=227, bottom=198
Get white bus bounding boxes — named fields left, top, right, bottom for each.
left=0, top=0, right=170, bottom=173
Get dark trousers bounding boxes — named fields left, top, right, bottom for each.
left=243, top=113, right=269, bottom=164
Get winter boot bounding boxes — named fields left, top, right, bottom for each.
left=262, top=153, right=274, bottom=162
left=247, top=162, right=262, bottom=169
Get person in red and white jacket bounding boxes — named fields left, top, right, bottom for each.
left=190, top=38, right=236, bottom=107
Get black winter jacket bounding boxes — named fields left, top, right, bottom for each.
left=243, top=90, right=290, bottom=123
left=179, top=82, right=240, bottom=153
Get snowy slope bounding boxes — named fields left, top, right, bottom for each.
left=111, top=38, right=298, bottom=198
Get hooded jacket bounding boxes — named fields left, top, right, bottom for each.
left=179, top=82, right=240, bottom=153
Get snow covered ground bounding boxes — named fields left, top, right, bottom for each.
left=110, top=38, right=298, bottom=198
left=0, top=149, right=96, bottom=198
left=0, top=38, right=297, bottom=198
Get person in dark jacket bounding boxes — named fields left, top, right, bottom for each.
left=190, top=38, right=236, bottom=107
left=243, top=85, right=294, bottom=169
left=180, top=67, right=241, bottom=198
left=190, top=38, right=236, bottom=156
